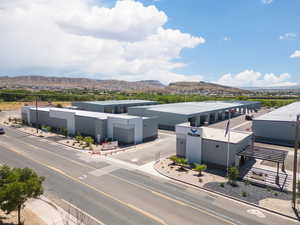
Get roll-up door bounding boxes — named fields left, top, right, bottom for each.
left=113, top=127, right=134, bottom=145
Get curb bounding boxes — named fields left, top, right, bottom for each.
left=7, top=126, right=140, bottom=156
left=154, top=160, right=299, bottom=222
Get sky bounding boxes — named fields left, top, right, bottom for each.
left=0, top=0, right=299, bottom=87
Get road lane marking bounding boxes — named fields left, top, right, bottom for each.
left=108, top=173, right=238, bottom=225
left=0, top=135, right=96, bottom=170
left=0, top=144, right=168, bottom=225
left=1, top=134, right=238, bottom=225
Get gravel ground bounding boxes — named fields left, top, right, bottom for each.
left=203, top=180, right=291, bottom=205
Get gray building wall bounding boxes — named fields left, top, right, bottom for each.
left=29, top=109, right=67, bottom=129
left=176, top=134, right=252, bottom=168
left=113, top=127, right=134, bottom=145
left=253, top=120, right=298, bottom=146
left=142, top=117, right=158, bottom=142
left=73, top=102, right=105, bottom=112
left=128, top=108, right=182, bottom=130
left=21, top=112, right=28, bottom=124
left=73, top=101, right=157, bottom=114
left=138, top=110, right=189, bottom=130
left=202, top=136, right=252, bottom=168
left=127, top=107, right=148, bottom=116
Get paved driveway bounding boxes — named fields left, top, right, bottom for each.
left=110, top=132, right=176, bottom=166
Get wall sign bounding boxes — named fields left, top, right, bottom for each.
left=188, top=127, right=200, bottom=137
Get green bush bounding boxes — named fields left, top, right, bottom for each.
left=242, top=191, right=247, bottom=197
left=61, top=128, right=68, bottom=137
left=169, top=156, right=178, bottom=165
left=83, top=136, right=94, bottom=147
left=75, top=135, right=83, bottom=143
left=228, top=166, right=239, bottom=186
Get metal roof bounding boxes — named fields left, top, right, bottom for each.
left=254, top=102, right=300, bottom=122
left=237, top=146, right=288, bottom=163
left=31, top=107, right=140, bottom=120
left=80, top=100, right=157, bottom=106
left=202, top=127, right=252, bottom=143
left=131, top=101, right=259, bottom=116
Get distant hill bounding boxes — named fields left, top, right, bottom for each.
left=243, top=85, right=300, bottom=92
left=0, top=76, right=250, bottom=95
left=167, top=81, right=250, bottom=95
left=0, top=76, right=165, bottom=91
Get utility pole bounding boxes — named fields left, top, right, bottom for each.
left=292, top=114, right=300, bottom=209
left=35, top=96, right=39, bottom=134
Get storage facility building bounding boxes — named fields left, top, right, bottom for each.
left=72, top=100, right=157, bottom=114
left=21, top=106, right=158, bottom=145
left=253, top=102, right=300, bottom=146
left=176, top=123, right=253, bottom=168
left=128, top=101, right=260, bottom=130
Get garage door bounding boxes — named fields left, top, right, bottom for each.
left=113, top=127, right=134, bottom=145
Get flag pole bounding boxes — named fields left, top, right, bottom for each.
left=226, top=111, right=231, bottom=176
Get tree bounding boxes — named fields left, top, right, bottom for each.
left=0, top=166, right=45, bottom=225
left=194, top=164, right=207, bottom=177
left=228, top=166, right=239, bottom=186
left=169, top=156, right=178, bottom=165
left=61, top=128, right=68, bottom=137
left=176, top=158, right=188, bottom=170
left=83, top=136, right=94, bottom=147
left=75, top=135, right=83, bottom=143
left=56, top=103, right=63, bottom=108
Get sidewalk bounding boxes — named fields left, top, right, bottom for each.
left=26, top=196, right=89, bottom=225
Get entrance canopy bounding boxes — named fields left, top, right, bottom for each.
left=237, top=146, right=288, bottom=163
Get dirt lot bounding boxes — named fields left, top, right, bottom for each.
left=0, top=101, right=71, bottom=111
left=0, top=208, right=46, bottom=225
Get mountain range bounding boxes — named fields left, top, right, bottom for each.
left=0, top=75, right=250, bottom=95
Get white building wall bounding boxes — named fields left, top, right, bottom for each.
left=186, top=134, right=202, bottom=164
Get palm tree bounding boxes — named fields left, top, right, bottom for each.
left=177, top=158, right=188, bottom=170
left=228, top=166, right=239, bottom=186
left=194, top=164, right=207, bottom=177
left=169, top=156, right=178, bottom=165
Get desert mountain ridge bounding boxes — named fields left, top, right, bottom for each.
left=0, top=75, right=250, bottom=95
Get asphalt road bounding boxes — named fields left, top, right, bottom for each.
left=0, top=126, right=298, bottom=225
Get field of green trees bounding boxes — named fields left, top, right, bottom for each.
left=0, top=89, right=298, bottom=108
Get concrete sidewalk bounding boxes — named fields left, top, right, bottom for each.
left=26, top=196, right=90, bottom=225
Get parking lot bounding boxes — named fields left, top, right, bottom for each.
left=209, top=107, right=271, bottom=132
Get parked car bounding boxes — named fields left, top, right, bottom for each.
left=245, top=115, right=253, bottom=121
left=0, top=127, right=5, bottom=135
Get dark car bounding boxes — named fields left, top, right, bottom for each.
left=0, top=127, right=5, bottom=134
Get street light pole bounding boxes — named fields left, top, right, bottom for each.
left=292, top=114, right=300, bottom=209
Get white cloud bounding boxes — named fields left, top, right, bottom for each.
left=290, top=50, right=300, bottom=58
left=223, top=36, right=231, bottom=41
left=217, top=70, right=297, bottom=87
left=262, top=0, right=273, bottom=4
left=0, top=0, right=205, bottom=84
left=279, top=32, right=297, bottom=40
